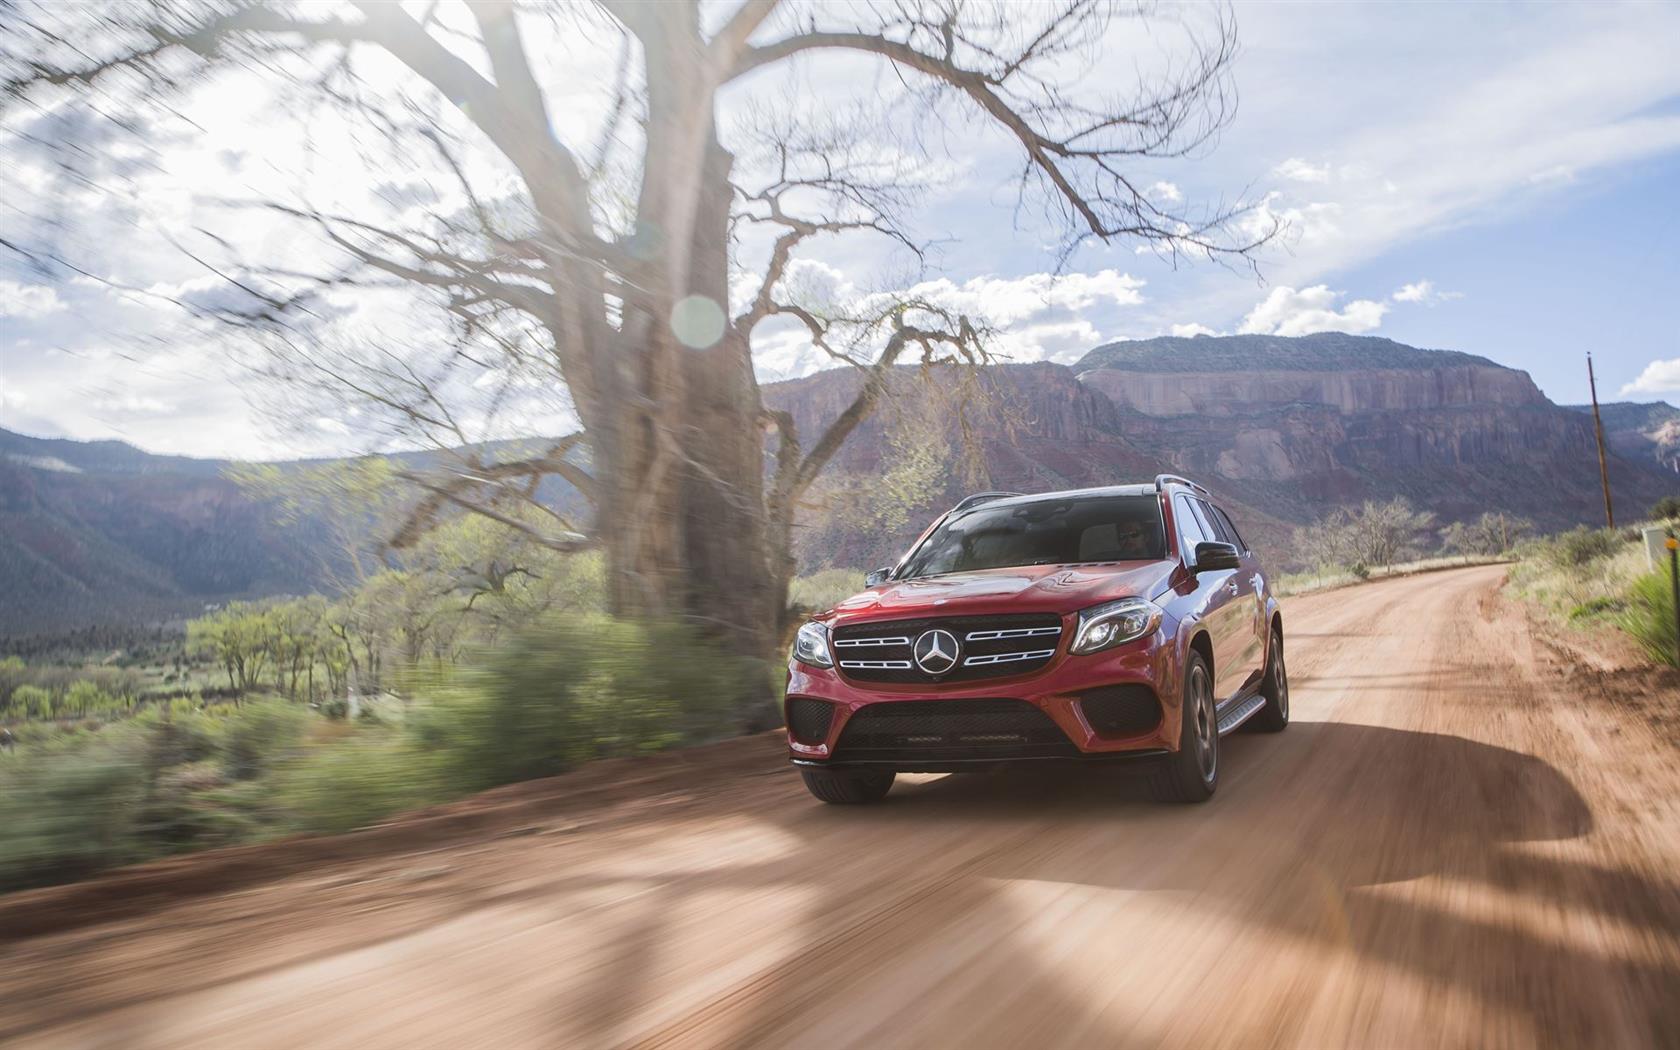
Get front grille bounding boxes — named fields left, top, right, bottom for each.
left=786, top=697, right=835, bottom=744
left=1080, top=685, right=1161, bottom=736
left=832, top=614, right=1064, bottom=683
left=831, top=698, right=1078, bottom=762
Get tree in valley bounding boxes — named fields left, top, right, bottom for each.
left=1295, top=497, right=1438, bottom=573
left=1440, top=512, right=1531, bottom=559
left=3, top=0, right=1272, bottom=664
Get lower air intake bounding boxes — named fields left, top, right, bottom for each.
left=832, top=698, right=1077, bottom=762
left=786, top=698, right=835, bottom=744
left=1080, top=685, right=1162, bottom=736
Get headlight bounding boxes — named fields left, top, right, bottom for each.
left=792, top=620, right=835, bottom=668
left=1069, top=597, right=1162, bottom=655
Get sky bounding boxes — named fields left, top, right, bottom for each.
left=2, top=0, right=1678, bottom=460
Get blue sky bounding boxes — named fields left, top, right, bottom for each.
left=2, top=0, right=1678, bottom=458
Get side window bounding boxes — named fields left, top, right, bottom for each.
left=1190, top=498, right=1229, bottom=545
left=1174, top=495, right=1206, bottom=559
left=1210, top=504, right=1247, bottom=551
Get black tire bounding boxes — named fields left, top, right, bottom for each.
left=800, top=767, right=895, bottom=805
left=1150, top=651, right=1218, bottom=803
left=1252, top=625, right=1290, bottom=733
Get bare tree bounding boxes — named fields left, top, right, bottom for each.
left=3, top=0, right=1273, bottom=659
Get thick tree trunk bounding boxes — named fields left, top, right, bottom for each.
left=677, top=139, right=777, bottom=662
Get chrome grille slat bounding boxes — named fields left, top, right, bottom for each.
left=834, top=636, right=912, bottom=647
left=839, top=659, right=914, bottom=669
left=965, top=627, right=1062, bottom=641
left=963, top=648, right=1058, bottom=666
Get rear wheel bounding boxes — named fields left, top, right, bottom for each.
left=800, top=767, right=895, bottom=805
left=1252, top=625, right=1289, bottom=733
left=1150, top=651, right=1218, bottom=803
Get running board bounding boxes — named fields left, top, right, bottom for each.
left=1216, top=693, right=1266, bottom=736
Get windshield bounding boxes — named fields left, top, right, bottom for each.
left=897, top=494, right=1166, bottom=579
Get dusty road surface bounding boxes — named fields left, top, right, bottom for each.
left=4, top=564, right=1679, bottom=1049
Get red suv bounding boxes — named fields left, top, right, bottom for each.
left=785, top=475, right=1287, bottom=804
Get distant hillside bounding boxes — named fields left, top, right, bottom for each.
left=1564, top=400, right=1680, bottom=475
left=1077, top=332, right=1498, bottom=374
left=4, top=333, right=1675, bottom=636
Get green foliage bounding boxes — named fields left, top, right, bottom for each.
left=1620, top=572, right=1679, bottom=668
left=220, top=700, right=310, bottom=780
left=419, top=615, right=761, bottom=793
left=1652, top=496, right=1680, bottom=522
left=1569, top=595, right=1625, bottom=620
left=0, top=727, right=152, bottom=887
left=9, top=685, right=51, bottom=719
left=1544, top=526, right=1622, bottom=568
left=272, top=731, right=444, bottom=836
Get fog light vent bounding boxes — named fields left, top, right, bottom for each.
left=786, top=698, right=835, bottom=744
left=1080, top=685, right=1161, bottom=736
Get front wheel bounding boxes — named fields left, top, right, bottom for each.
left=1252, top=625, right=1289, bottom=733
left=800, top=767, right=895, bottom=805
left=1150, top=651, right=1218, bottom=803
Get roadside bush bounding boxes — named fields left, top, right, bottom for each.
left=1545, top=526, right=1622, bottom=568
left=1652, top=495, right=1680, bottom=522
left=418, top=615, right=764, bottom=794
left=272, top=731, right=444, bottom=835
left=1620, top=573, right=1678, bottom=668
left=220, top=699, right=310, bottom=780
left=0, top=726, right=151, bottom=888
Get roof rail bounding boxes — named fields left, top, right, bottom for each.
left=950, top=490, right=1024, bottom=513
left=1154, top=473, right=1210, bottom=497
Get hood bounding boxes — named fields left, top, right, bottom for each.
left=824, top=561, right=1176, bottom=625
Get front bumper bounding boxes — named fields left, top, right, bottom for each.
left=785, top=628, right=1183, bottom=769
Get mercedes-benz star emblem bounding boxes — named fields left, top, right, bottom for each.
left=913, top=629, right=960, bottom=675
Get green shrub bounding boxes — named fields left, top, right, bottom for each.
left=9, top=684, right=50, bottom=719
left=1621, top=572, right=1679, bottom=667
left=1546, top=526, right=1622, bottom=568
left=0, top=726, right=151, bottom=888
left=1569, top=595, right=1625, bottom=620
left=220, top=700, right=309, bottom=780
left=1652, top=495, right=1680, bottom=522
left=272, top=731, right=444, bottom=835
left=419, top=615, right=764, bottom=794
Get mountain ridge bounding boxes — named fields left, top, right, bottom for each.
left=3, top=333, right=1675, bottom=636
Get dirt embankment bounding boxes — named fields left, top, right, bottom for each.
left=2, top=564, right=1678, bottom=1049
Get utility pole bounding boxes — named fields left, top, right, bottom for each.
left=1587, top=352, right=1615, bottom=529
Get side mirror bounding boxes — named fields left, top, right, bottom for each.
left=1192, top=541, right=1240, bottom=573
left=864, top=567, right=893, bottom=588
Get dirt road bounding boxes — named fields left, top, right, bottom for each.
left=4, top=565, right=1679, bottom=1049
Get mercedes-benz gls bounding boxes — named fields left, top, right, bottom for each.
left=784, top=475, right=1288, bottom=804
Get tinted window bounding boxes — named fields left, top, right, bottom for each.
left=899, top=495, right=1166, bottom=579
left=1209, top=504, right=1247, bottom=551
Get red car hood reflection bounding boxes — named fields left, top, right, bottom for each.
left=826, top=562, right=1176, bottom=624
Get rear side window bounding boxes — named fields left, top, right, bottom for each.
left=1209, top=504, right=1247, bottom=551
left=1174, top=495, right=1207, bottom=558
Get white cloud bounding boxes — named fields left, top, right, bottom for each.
left=1392, top=279, right=1464, bottom=305
left=1238, top=285, right=1388, bottom=337
left=1171, top=323, right=1219, bottom=338
left=1620, top=358, right=1680, bottom=397
left=0, top=280, right=65, bottom=319
left=1274, top=157, right=1331, bottom=183
left=1147, top=180, right=1183, bottom=203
